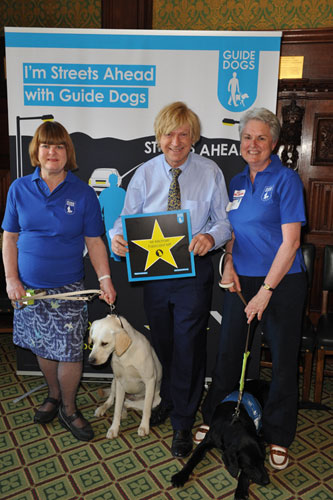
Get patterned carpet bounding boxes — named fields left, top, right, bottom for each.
left=0, top=333, right=332, bottom=500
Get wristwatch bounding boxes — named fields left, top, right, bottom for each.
left=262, top=282, right=274, bottom=292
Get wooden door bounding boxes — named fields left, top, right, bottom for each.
left=278, top=29, right=333, bottom=318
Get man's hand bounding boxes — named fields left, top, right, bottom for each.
left=188, top=233, right=214, bottom=256
left=111, top=234, right=128, bottom=257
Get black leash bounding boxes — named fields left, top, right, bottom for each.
left=109, top=303, right=124, bottom=328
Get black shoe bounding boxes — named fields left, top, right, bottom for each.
left=171, top=430, right=193, bottom=458
left=58, top=405, right=94, bottom=441
left=34, top=397, right=60, bottom=424
left=150, top=402, right=173, bottom=426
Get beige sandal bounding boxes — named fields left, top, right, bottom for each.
left=269, top=444, right=289, bottom=470
left=194, top=424, right=210, bottom=444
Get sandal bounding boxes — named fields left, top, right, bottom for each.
left=269, top=444, right=289, bottom=470
left=194, top=424, right=210, bottom=444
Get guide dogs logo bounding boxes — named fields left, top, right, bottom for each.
left=65, top=199, right=76, bottom=214
left=261, top=186, right=274, bottom=202
left=218, top=40, right=260, bottom=112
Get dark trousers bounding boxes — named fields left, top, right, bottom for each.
left=202, top=272, right=307, bottom=448
left=144, top=254, right=214, bottom=430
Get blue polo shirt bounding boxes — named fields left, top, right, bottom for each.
left=2, top=168, right=104, bottom=288
left=228, top=155, right=306, bottom=276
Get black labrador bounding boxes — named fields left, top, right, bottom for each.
left=171, top=381, right=270, bottom=500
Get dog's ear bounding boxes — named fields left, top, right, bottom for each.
left=115, top=331, right=132, bottom=356
left=87, top=322, right=95, bottom=344
left=222, top=448, right=239, bottom=478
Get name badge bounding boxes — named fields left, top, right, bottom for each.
left=226, top=189, right=246, bottom=211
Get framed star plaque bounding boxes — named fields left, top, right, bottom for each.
left=122, top=210, right=196, bottom=282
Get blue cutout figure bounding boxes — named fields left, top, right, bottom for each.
left=99, top=173, right=126, bottom=261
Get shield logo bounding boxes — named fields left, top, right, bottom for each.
left=217, top=40, right=260, bottom=112
left=65, top=199, right=76, bottom=215
left=261, top=186, right=273, bottom=202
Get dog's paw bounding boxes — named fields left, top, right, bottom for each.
left=138, top=424, right=149, bottom=437
left=106, top=427, right=119, bottom=439
left=95, top=405, right=108, bottom=417
left=171, top=471, right=188, bottom=487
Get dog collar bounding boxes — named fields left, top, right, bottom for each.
left=222, top=391, right=262, bottom=432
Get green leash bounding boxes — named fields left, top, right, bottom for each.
left=231, top=291, right=252, bottom=423
left=218, top=252, right=257, bottom=422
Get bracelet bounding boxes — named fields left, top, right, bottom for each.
left=219, top=251, right=233, bottom=279
left=262, top=282, right=274, bottom=292
left=98, top=275, right=111, bottom=282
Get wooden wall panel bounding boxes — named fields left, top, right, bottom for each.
left=311, top=114, right=333, bottom=165
left=278, top=30, right=333, bottom=316
left=281, top=29, right=333, bottom=80
left=308, top=180, right=333, bottom=233
left=0, top=170, right=10, bottom=223
left=102, top=0, right=153, bottom=29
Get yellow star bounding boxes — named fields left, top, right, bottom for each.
left=132, top=219, right=185, bottom=271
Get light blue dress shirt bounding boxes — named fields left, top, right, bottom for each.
left=110, top=152, right=231, bottom=250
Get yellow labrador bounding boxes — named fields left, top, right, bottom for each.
left=88, top=314, right=162, bottom=438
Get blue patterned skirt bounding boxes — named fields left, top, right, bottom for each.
left=13, top=281, right=88, bottom=362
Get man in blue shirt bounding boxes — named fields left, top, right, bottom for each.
left=110, top=102, right=231, bottom=458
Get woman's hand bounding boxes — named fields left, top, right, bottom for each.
left=244, top=287, right=272, bottom=323
left=6, top=277, right=26, bottom=301
left=85, top=236, right=117, bottom=305
left=99, top=277, right=117, bottom=305
left=220, top=253, right=241, bottom=293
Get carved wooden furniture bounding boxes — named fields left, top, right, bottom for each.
left=314, top=245, right=333, bottom=403
left=277, top=29, right=333, bottom=323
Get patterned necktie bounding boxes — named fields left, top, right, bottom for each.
left=167, top=168, right=182, bottom=210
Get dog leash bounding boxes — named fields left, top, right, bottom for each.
left=231, top=323, right=252, bottom=424
left=14, top=289, right=102, bottom=308
left=109, top=303, right=124, bottom=328
left=218, top=251, right=255, bottom=423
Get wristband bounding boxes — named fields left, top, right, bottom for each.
left=218, top=251, right=233, bottom=281
left=262, top=282, right=274, bottom=292
left=98, top=275, right=111, bottom=282
left=219, top=281, right=234, bottom=289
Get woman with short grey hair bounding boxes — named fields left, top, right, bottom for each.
left=197, top=108, right=307, bottom=471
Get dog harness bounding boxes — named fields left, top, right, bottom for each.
left=223, top=391, right=262, bottom=432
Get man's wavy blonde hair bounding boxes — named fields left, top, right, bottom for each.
left=154, top=101, right=201, bottom=146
